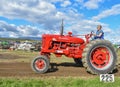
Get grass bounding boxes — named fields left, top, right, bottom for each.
left=117, top=49, right=120, bottom=65
left=0, top=50, right=74, bottom=63
left=0, top=50, right=39, bottom=62
left=0, top=77, right=119, bottom=87
left=117, top=49, right=120, bottom=57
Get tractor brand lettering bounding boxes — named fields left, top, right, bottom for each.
left=56, top=50, right=63, bottom=53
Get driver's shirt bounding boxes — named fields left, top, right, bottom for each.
left=94, top=29, right=104, bottom=39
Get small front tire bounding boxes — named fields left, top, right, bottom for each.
left=31, top=55, right=50, bottom=74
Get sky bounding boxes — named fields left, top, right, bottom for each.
left=0, top=0, right=120, bottom=43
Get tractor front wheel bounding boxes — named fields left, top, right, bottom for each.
left=82, top=40, right=117, bottom=74
left=31, top=55, right=50, bottom=73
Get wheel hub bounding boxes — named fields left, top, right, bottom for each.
left=91, top=47, right=110, bottom=68
left=35, top=59, right=45, bottom=69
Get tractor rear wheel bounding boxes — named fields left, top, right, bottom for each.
left=31, top=55, right=50, bottom=73
left=73, top=58, right=83, bottom=66
left=82, top=40, right=117, bottom=74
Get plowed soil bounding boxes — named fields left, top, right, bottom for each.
left=0, top=62, right=119, bottom=78
left=0, top=52, right=120, bottom=78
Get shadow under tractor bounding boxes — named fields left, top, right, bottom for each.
left=31, top=21, right=117, bottom=74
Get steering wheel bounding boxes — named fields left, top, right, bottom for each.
left=85, top=31, right=95, bottom=43
left=85, top=31, right=94, bottom=39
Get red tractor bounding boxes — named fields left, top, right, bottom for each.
left=31, top=21, right=117, bottom=74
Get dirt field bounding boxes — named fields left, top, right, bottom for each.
left=0, top=50, right=120, bottom=78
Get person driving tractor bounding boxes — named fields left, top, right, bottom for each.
left=93, top=25, right=104, bottom=39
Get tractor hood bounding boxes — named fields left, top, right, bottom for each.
left=42, top=34, right=85, bottom=44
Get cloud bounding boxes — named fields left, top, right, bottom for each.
left=0, top=0, right=118, bottom=43
left=0, top=19, right=65, bottom=38
left=92, top=4, right=120, bottom=20
left=0, top=21, right=18, bottom=32
left=0, top=17, right=112, bottom=39
left=0, top=0, right=102, bottom=32
left=105, top=28, right=120, bottom=44
left=65, top=19, right=111, bottom=35
left=0, top=0, right=66, bottom=30
left=44, top=0, right=64, bottom=3
left=83, top=0, right=103, bottom=9
left=75, top=0, right=84, bottom=3
left=61, top=0, right=71, bottom=7
left=17, top=25, right=40, bottom=36
left=0, top=20, right=48, bottom=38
left=0, top=0, right=85, bottom=38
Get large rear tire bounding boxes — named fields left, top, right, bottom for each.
left=82, top=40, right=117, bottom=74
left=31, top=55, right=50, bottom=73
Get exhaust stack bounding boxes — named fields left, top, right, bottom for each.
left=60, top=19, right=64, bottom=36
